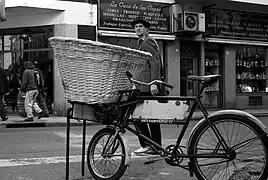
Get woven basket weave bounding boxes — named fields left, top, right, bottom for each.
left=49, top=37, right=151, bottom=104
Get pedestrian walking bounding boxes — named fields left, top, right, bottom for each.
left=7, top=64, right=21, bottom=111
left=33, top=61, right=49, bottom=117
left=20, top=61, right=46, bottom=121
left=131, top=18, right=162, bottom=154
left=0, top=62, right=9, bottom=121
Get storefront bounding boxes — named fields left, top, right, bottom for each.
left=170, top=0, right=268, bottom=110
left=3, top=0, right=268, bottom=116
left=0, top=0, right=97, bottom=116
left=1, top=26, right=54, bottom=112
left=204, top=6, right=268, bottom=109
left=97, top=0, right=226, bottom=110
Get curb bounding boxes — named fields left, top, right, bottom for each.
left=1, top=111, right=268, bottom=128
left=0, top=120, right=101, bottom=128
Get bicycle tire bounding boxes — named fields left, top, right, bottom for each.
left=87, top=128, right=128, bottom=180
left=187, top=114, right=268, bottom=180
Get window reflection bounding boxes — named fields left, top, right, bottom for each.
left=236, top=46, right=268, bottom=93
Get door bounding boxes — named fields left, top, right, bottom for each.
left=180, top=41, right=199, bottom=96
left=181, top=57, right=194, bottom=96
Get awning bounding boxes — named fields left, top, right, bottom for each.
left=0, top=6, right=64, bottom=29
left=6, top=6, right=64, bottom=15
left=98, top=30, right=176, bottom=40
left=205, top=37, right=268, bottom=46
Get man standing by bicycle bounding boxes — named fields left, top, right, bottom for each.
left=131, top=18, right=162, bottom=154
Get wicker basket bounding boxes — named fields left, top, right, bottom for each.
left=49, top=37, right=151, bottom=104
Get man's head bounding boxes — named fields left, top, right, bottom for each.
left=131, top=19, right=150, bottom=37
left=24, top=61, right=34, bottom=70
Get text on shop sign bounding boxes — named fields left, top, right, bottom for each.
left=99, top=0, right=171, bottom=33
left=205, top=9, right=268, bottom=39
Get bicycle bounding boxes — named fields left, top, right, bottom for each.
left=86, top=71, right=268, bottom=180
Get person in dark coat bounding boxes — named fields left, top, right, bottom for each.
left=7, top=64, right=21, bottom=111
left=21, top=61, right=46, bottom=121
left=131, top=18, right=162, bottom=154
left=0, top=62, right=9, bottom=121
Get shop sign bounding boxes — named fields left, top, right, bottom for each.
left=205, top=9, right=268, bottom=39
left=98, top=0, right=171, bottom=34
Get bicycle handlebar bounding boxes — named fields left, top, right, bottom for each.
left=126, top=71, right=174, bottom=89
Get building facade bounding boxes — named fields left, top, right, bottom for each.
left=1, top=0, right=268, bottom=116
left=0, top=0, right=97, bottom=115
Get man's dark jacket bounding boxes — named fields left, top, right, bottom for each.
left=137, top=33, right=161, bottom=92
left=0, top=67, right=8, bottom=94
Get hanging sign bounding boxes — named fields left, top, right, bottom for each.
left=98, top=0, right=171, bottom=34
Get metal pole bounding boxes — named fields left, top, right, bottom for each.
left=81, top=119, right=87, bottom=177
left=66, top=108, right=72, bottom=180
left=1, top=31, right=4, bottom=68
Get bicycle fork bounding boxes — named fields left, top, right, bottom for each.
left=102, top=127, right=131, bottom=166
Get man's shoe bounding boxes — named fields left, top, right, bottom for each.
left=24, top=117, right=34, bottom=122
left=1, top=116, right=8, bottom=121
left=134, top=146, right=150, bottom=154
left=38, top=111, right=46, bottom=119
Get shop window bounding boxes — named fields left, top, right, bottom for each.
left=236, top=46, right=268, bottom=93
left=204, top=43, right=222, bottom=109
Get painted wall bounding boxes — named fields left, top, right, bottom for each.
left=166, top=40, right=180, bottom=95
left=223, top=45, right=236, bottom=109
left=204, top=0, right=268, bottom=13
left=53, top=24, right=78, bottom=116
left=0, top=9, right=64, bottom=29
left=0, top=0, right=97, bottom=29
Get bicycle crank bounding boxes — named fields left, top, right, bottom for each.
left=165, top=145, right=184, bottom=166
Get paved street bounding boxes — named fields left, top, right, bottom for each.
left=0, top=117, right=268, bottom=180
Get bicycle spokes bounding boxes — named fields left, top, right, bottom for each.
left=89, top=132, right=125, bottom=178
left=192, top=119, right=267, bottom=180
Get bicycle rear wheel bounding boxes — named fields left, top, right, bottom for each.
left=87, top=128, right=128, bottom=180
left=188, top=114, right=268, bottom=180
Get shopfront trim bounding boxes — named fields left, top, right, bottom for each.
left=205, top=37, right=268, bottom=46
left=98, top=30, right=176, bottom=40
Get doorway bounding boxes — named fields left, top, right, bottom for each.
left=180, top=57, right=198, bottom=96
left=180, top=57, right=196, bottom=96
left=180, top=41, right=200, bottom=96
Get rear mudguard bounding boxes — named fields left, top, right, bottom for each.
left=187, top=109, right=268, bottom=150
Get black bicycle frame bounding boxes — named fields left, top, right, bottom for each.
left=114, top=81, right=231, bottom=161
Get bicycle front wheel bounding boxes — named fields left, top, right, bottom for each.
left=87, top=128, right=128, bottom=180
left=188, top=114, right=268, bottom=180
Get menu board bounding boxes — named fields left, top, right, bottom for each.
left=205, top=9, right=268, bottom=39
left=98, top=0, right=171, bottom=33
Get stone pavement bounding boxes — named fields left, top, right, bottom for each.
left=1, top=108, right=268, bottom=128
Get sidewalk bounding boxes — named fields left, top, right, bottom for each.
left=1, top=108, right=268, bottom=128
left=0, top=115, right=100, bottom=128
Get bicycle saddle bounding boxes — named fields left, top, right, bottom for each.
left=188, top=75, right=220, bottom=84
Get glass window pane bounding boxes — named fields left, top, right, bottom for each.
left=236, top=46, right=267, bottom=93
